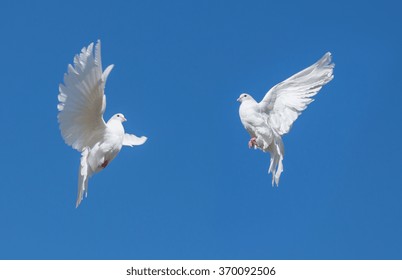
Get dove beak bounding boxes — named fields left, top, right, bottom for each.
left=237, top=97, right=241, bottom=102
left=122, top=117, right=127, bottom=122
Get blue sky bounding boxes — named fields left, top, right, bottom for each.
left=1, top=0, right=401, bottom=259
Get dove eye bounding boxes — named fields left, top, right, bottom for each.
left=117, top=114, right=120, bottom=117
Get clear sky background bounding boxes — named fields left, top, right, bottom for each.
left=1, top=0, right=401, bottom=259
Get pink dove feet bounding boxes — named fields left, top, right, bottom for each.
left=248, top=137, right=257, bottom=149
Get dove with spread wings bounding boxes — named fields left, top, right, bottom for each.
left=57, top=40, right=147, bottom=207
left=238, top=53, right=334, bottom=186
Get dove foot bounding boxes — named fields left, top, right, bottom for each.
left=101, top=160, right=109, bottom=168
left=248, top=137, right=257, bottom=148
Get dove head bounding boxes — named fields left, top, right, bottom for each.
left=237, top=93, right=253, bottom=103
left=111, top=113, right=127, bottom=122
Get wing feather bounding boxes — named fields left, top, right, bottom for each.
left=123, top=134, right=148, bottom=147
left=57, top=40, right=114, bottom=151
left=260, top=52, right=334, bottom=135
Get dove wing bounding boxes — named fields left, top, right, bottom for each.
left=123, top=134, right=148, bottom=147
left=259, top=52, right=334, bottom=136
left=57, top=40, right=114, bottom=151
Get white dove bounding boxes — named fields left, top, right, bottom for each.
left=57, top=40, right=147, bottom=207
left=237, top=52, right=334, bottom=186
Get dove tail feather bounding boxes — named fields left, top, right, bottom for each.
left=76, top=147, right=91, bottom=208
left=267, top=138, right=284, bottom=187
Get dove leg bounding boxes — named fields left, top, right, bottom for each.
left=248, top=137, right=257, bottom=148
left=101, top=160, right=109, bottom=168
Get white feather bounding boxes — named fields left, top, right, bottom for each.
left=76, top=148, right=90, bottom=208
left=57, top=40, right=110, bottom=151
left=123, top=134, right=148, bottom=147
left=260, top=52, right=334, bottom=136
